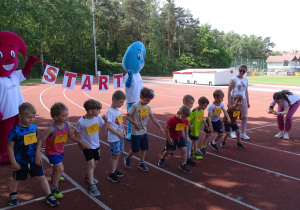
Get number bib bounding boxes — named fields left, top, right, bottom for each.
left=233, top=111, right=241, bottom=117
left=24, top=133, right=37, bottom=146
left=175, top=123, right=186, bottom=131
left=86, top=123, right=99, bottom=135
left=117, top=114, right=123, bottom=124
left=140, top=108, right=149, bottom=116
left=196, top=114, right=203, bottom=122
left=214, top=108, right=222, bottom=115
left=54, top=134, right=68, bottom=143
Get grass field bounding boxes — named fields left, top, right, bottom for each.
left=247, top=76, right=300, bottom=85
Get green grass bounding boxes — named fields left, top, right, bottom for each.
left=20, top=76, right=64, bottom=85
left=247, top=76, right=300, bottom=85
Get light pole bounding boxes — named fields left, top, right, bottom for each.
left=92, top=0, right=98, bottom=76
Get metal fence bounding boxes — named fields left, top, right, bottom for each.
left=231, top=57, right=267, bottom=71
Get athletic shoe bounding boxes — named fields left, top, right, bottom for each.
left=88, top=184, right=100, bottom=196
left=107, top=173, right=120, bottom=183
left=115, top=169, right=125, bottom=177
left=274, top=132, right=284, bottom=138
left=191, top=150, right=195, bottom=155
left=162, top=146, right=173, bottom=155
left=193, top=153, right=203, bottom=160
left=124, top=157, right=131, bottom=168
left=220, top=141, right=226, bottom=148
left=138, top=163, right=149, bottom=171
left=283, top=133, right=289, bottom=140
left=237, top=142, right=245, bottom=149
left=209, top=142, right=220, bottom=151
left=84, top=175, right=99, bottom=185
left=179, top=164, right=192, bottom=173
left=241, top=133, right=250, bottom=140
left=9, top=193, right=19, bottom=206
left=186, top=157, right=196, bottom=166
left=51, top=188, right=63, bottom=199
left=46, top=194, right=59, bottom=207
left=158, top=158, right=165, bottom=167
left=51, top=173, right=65, bottom=182
left=199, top=148, right=207, bottom=155
left=231, top=131, right=237, bottom=139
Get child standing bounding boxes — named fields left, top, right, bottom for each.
left=106, top=90, right=126, bottom=183
left=8, top=103, right=59, bottom=207
left=36, top=102, right=89, bottom=199
left=158, top=105, right=191, bottom=173
left=220, top=94, right=246, bottom=149
left=75, top=99, right=107, bottom=196
left=124, top=87, right=164, bottom=171
left=188, top=96, right=209, bottom=159
left=200, top=89, right=230, bottom=154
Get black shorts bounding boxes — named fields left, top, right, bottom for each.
left=204, top=119, right=223, bottom=133
left=12, top=163, right=45, bottom=181
left=188, top=130, right=199, bottom=141
left=166, top=137, right=186, bottom=151
left=83, top=147, right=100, bottom=161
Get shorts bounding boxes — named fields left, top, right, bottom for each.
left=131, top=134, right=149, bottom=153
left=83, top=147, right=100, bottom=161
left=204, top=119, right=223, bottom=133
left=12, top=163, right=45, bottom=180
left=47, top=152, right=65, bottom=165
left=188, top=130, right=199, bottom=141
left=109, top=139, right=124, bottom=155
left=224, top=123, right=239, bottom=132
left=166, top=137, right=186, bottom=151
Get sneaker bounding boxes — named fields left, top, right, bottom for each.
left=51, top=173, right=65, bottom=182
left=186, top=158, right=196, bottom=166
left=124, top=157, right=131, bottom=168
left=283, top=133, right=289, bottom=140
left=51, top=188, right=63, bottom=199
left=237, top=142, right=246, bottom=149
left=274, top=132, right=284, bottom=138
left=158, top=158, right=165, bottom=167
left=115, top=169, right=125, bottom=177
left=199, top=148, right=207, bottom=155
left=231, top=131, right=237, bottom=139
left=193, top=153, right=203, bottom=160
left=84, top=175, right=99, bottom=185
left=179, top=164, right=192, bottom=173
left=107, top=173, right=120, bottom=183
left=47, top=194, right=59, bottom=207
left=220, top=141, right=225, bottom=148
left=9, top=193, right=19, bottom=206
left=138, top=163, right=149, bottom=171
left=191, top=150, right=195, bottom=155
left=209, top=142, right=220, bottom=151
left=88, top=184, right=100, bottom=196
left=241, top=133, right=250, bottom=140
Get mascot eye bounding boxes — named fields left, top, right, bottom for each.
left=0, top=51, right=3, bottom=60
left=10, top=50, right=15, bottom=59
left=137, top=54, right=141, bottom=60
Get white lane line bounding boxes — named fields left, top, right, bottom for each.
left=39, top=85, right=57, bottom=112
left=21, top=86, right=39, bottom=92
left=63, top=89, right=85, bottom=110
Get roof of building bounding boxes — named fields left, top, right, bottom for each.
left=266, top=55, right=297, bottom=62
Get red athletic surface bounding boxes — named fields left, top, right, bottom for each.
left=1, top=78, right=299, bottom=210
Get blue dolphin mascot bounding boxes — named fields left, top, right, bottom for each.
left=122, top=41, right=146, bottom=141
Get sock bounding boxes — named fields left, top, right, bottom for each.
left=181, top=163, right=185, bottom=166
left=51, top=186, right=58, bottom=191
left=139, top=161, right=144, bottom=164
left=212, top=140, right=216, bottom=144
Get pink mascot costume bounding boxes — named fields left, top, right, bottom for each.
left=0, top=31, right=38, bottom=164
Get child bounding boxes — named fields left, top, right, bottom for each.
left=75, top=99, right=107, bottom=196
left=220, top=94, right=246, bottom=149
left=158, top=105, right=191, bottom=173
left=106, top=90, right=126, bottom=183
left=36, top=102, right=89, bottom=199
left=7, top=102, right=59, bottom=207
left=124, top=87, right=164, bottom=171
left=200, top=89, right=230, bottom=154
left=188, top=96, right=209, bottom=159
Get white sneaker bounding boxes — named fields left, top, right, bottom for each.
left=274, top=132, right=284, bottom=138
left=231, top=131, right=237, bottom=139
left=283, top=133, right=289, bottom=140
left=241, top=133, right=250, bottom=140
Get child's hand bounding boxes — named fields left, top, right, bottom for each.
left=159, top=128, right=165, bottom=135
left=35, top=154, right=43, bottom=166
left=78, top=143, right=84, bottom=150
left=167, top=138, right=173, bottom=145
left=209, top=126, right=213, bottom=133
left=185, top=137, right=189, bottom=143
left=11, top=162, right=21, bottom=171
left=133, top=122, right=141, bottom=130
left=80, top=142, right=90, bottom=149
left=227, top=119, right=231, bottom=124
left=102, top=114, right=108, bottom=122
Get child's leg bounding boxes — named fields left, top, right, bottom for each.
left=10, top=178, right=20, bottom=193
left=180, top=147, right=187, bottom=164
left=214, top=133, right=223, bottom=143
left=162, top=150, right=169, bottom=159
left=52, top=163, right=64, bottom=187
left=87, top=159, right=96, bottom=184
left=223, top=132, right=230, bottom=142
left=192, top=140, right=198, bottom=152
left=236, top=130, right=241, bottom=143
left=110, top=155, right=119, bottom=173
left=140, top=150, right=146, bottom=162
left=36, top=175, right=51, bottom=195
left=201, top=133, right=210, bottom=148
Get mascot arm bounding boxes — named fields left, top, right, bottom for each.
left=0, top=112, right=2, bottom=121
left=125, top=70, right=133, bottom=88
left=22, top=55, right=38, bottom=77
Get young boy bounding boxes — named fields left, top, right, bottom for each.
left=188, top=96, right=209, bottom=159
left=124, top=87, right=164, bottom=171
left=75, top=99, right=107, bottom=196
left=220, top=94, right=246, bottom=149
left=158, top=105, right=192, bottom=173
left=7, top=102, right=59, bottom=207
left=200, top=89, right=230, bottom=154
left=36, top=102, right=89, bottom=199
left=106, top=90, right=126, bottom=183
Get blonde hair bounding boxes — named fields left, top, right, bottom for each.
left=19, top=102, right=36, bottom=116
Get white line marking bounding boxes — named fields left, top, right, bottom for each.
left=39, top=85, right=57, bottom=112
left=21, top=86, right=39, bottom=92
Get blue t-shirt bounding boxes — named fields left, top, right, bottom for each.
left=8, top=124, right=38, bottom=165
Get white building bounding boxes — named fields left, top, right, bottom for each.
left=266, top=55, right=299, bottom=72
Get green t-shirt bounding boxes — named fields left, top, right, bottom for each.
left=188, top=108, right=204, bottom=137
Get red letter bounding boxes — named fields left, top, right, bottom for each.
left=114, top=74, right=122, bottom=88
left=44, top=67, right=57, bottom=82
left=65, top=72, right=77, bottom=87
left=99, top=76, right=109, bottom=90
left=82, top=76, right=92, bottom=90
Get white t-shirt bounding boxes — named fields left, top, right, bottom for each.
left=271, top=92, right=300, bottom=107
left=0, top=70, right=26, bottom=120
left=124, top=73, right=143, bottom=103
left=75, top=115, right=105, bottom=149
left=106, top=107, right=125, bottom=142
left=128, top=102, right=152, bottom=135
left=231, top=76, right=248, bottom=99
left=207, top=102, right=226, bottom=122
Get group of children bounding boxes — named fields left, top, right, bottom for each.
left=7, top=87, right=246, bottom=207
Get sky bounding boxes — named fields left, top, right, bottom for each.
left=174, top=0, right=300, bottom=51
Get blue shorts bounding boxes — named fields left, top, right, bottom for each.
left=224, top=123, right=239, bottom=132
left=47, top=152, right=64, bottom=165
left=131, top=134, right=149, bottom=153
left=188, top=130, right=198, bottom=141
left=204, top=119, right=223, bottom=133
left=83, top=147, right=100, bottom=161
left=166, top=137, right=186, bottom=151
left=12, top=163, right=45, bottom=180
left=109, top=139, right=124, bottom=155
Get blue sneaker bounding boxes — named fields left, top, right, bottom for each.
left=209, top=142, right=220, bottom=151
left=138, top=163, right=149, bottom=171
left=124, top=157, right=131, bottom=168
left=199, top=148, right=207, bottom=155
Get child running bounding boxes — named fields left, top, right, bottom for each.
left=37, top=102, right=89, bottom=199
left=124, top=87, right=164, bottom=171
left=106, top=90, right=126, bottom=183
left=8, top=102, right=59, bottom=207
left=220, top=94, right=246, bottom=149
left=75, top=99, right=107, bottom=196
left=158, top=105, right=192, bottom=173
